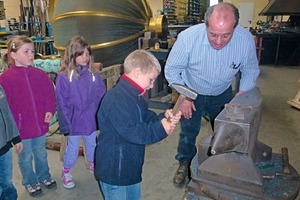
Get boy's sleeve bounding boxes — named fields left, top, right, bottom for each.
left=103, top=100, right=168, bottom=145
left=11, top=136, right=22, bottom=145
left=0, top=86, right=21, bottom=145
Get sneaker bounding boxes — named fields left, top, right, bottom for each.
left=25, top=184, right=42, bottom=196
left=61, top=172, right=75, bottom=189
left=40, top=177, right=57, bottom=189
left=89, top=161, right=94, bottom=174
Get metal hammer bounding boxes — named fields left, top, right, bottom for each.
left=170, top=83, right=197, bottom=116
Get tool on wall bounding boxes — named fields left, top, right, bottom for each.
left=20, top=0, right=49, bottom=37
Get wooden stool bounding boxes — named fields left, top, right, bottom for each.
left=287, top=79, right=300, bottom=109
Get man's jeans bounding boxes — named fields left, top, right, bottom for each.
left=0, top=149, right=18, bottom=200
left=18, top=134, right=51, bottom=186
left=175, top=86, right=233, bottom=163
left=100, top=181, right=141, bottom=200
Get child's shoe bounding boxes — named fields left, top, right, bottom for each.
left=61, top=170, right=75, bottom=189
left=89, top=161, right=94, bottom=174
left=40, top=177, right=57, bottom=189
left=25, top=183, right=42, bottom=196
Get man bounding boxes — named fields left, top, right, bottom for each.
left=164, top=2, right=260, bottom=187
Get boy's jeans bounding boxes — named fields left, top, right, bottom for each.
left=18, top=134, right=51, bottom=186
left=0, top=149, right=18, bottom=200
left=100, top=181, right=141, bottom=200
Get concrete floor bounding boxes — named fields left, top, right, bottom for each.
left=12, top=65, right=300, bottom=200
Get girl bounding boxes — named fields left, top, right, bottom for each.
left=0, top=85, right=23, bottom=200
left=56, top=35, right=106, bottom=189
left=0, top=35, right=57, bottom=197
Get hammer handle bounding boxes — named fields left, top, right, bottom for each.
left=171, top=94, right=186, bottom=116
left=282, top=147, right=290, bottom=174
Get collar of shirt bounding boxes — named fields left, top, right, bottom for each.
left=76, top=65, right=88, bottom=75
left=121, top=74, right=146, bottom=96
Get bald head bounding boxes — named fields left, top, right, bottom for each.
left=204, top=3, right=240, bottom=50
left=205, top=3, right=239, bottom=28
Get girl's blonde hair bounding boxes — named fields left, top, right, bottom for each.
left=2, top=35, right=33, bottom=71
left=60, top=35, right=97, bottom=79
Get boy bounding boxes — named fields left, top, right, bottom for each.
left=95, top=49, right=181, bottom=199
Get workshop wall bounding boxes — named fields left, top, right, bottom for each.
left=2, top=0, right=269, bottom=28
left=1, top=0, right=20, bottom=26
left=147, top=0, right=164, bottom=16
left=224, top=0, right=268, bottom=27
left=1, top=0, right=19, bottom=19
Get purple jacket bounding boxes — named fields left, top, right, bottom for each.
left=56, top=66, right=106, bottom=136
left=0, top=65, right=56, bottom=140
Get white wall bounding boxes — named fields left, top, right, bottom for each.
left=1, top=0, right=20, bottom=26
left=147, top=0, right=164, bottom=16
left=2, top=0, right=20, bottom=19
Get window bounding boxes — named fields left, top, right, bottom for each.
left=210, top=0, right=219, bottom=6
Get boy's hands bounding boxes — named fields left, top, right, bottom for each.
left=15, top=142, right=23, bottom=153
left=44, top=112, right=53, bottom=123
left=162, top=109, right=182, bottom=135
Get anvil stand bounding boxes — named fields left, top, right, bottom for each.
left=184, top=87, right=300, bottom=200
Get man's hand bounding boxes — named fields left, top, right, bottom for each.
left=235, top=90, right=245, bottom=96
left=180, top=99, right=196, bottom=119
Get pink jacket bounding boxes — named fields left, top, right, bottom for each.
left=0, top=65, right=56, bottom=140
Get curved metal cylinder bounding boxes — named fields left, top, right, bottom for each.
left=51, top=0, right=167, bottom=67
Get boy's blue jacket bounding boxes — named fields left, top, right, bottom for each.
left=56, top=66, right=106, bottom=136
left=95, top=76, right=168, bottom=186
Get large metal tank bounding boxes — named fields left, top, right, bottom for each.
left=51, top=0, right=167, bottom=67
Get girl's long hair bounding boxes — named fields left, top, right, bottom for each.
left=60, top=35, right=98, bottom=79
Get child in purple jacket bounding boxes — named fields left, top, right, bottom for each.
left=56, top=35, right=106, bottom=189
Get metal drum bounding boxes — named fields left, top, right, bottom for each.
left=51, top=0, right=167, bottom=67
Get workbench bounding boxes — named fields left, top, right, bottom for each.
left=256, top=32, right=300, bottom=66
